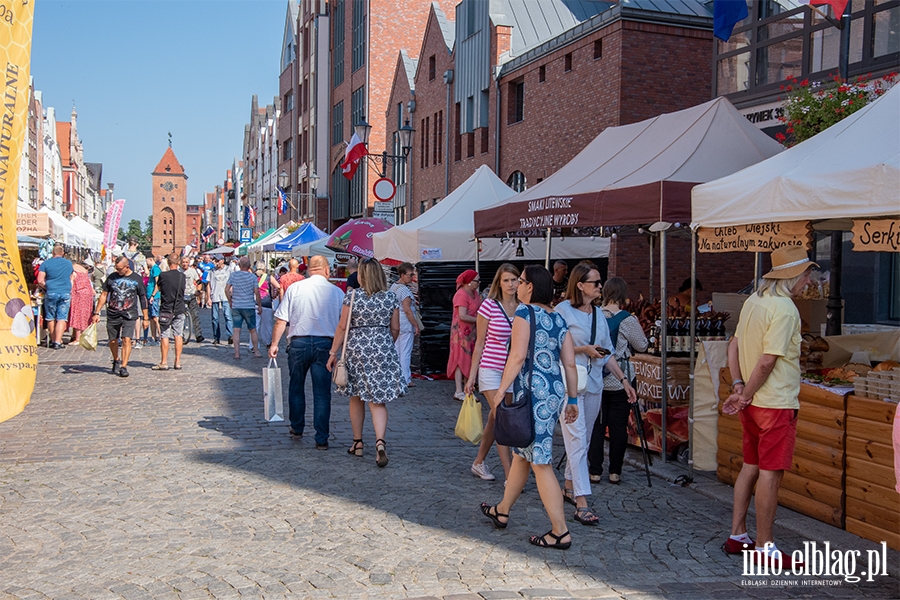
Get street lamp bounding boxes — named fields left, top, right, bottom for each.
left=353, top=117, right=415, bottom=178
left=28, top=186, right=37, bottom=209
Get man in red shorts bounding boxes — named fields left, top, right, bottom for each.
left=722, top=246, right=815, bottom=570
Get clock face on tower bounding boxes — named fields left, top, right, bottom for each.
left=163, top=181, right=174, bottom=192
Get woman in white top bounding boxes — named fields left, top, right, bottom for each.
left=390, top=262, right=420, bottom=386
left=555, top=262, right=636, bottom=525
left=464, top=264, right=519, bottom=483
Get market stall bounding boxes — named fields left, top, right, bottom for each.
left=235, top=227, right=276, bottom=257
left=474, top=96, right=784, bottom=457
left=692, top=84, right=900, bottom=545
left=267, top=222, right=327, bottom=253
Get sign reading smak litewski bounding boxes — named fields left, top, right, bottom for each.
left=851, top=218, right=900, bottom=252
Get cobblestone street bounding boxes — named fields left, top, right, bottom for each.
left=1, top=313, right=898, bottom=599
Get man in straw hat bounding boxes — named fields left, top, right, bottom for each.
left=721, top=246, right=816, bottom=570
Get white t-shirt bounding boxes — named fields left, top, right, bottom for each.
left=274, top=274, right=345, bottom=338
left=390, top=283, right=416, bottom=333
left=554, top=301, right=613, bottom=395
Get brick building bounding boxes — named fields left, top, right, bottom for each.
left=150, top=146, right=188, bottom=257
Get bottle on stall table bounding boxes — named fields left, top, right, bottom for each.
left=673, top=315, right=685, bottom=356
left=715, top=317, right=726, bottom=341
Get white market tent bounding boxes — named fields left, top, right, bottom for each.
left=39, top=207, right=93, bottom=249
left=692, top=84, right=900, bottom=227
left=373, top=165, right=607, bottom=263
left=247, top=224, right=291, bottom=262
left=67, top=216, right=104, bottom=251
left=291, top=235, right=340, bottom=262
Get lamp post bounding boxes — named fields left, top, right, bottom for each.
left=28, top=186, right=37, bottom=210
left=354, top=118, right=414, bottom=178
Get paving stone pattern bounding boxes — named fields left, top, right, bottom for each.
left=1, top=312, right=898, bottom=599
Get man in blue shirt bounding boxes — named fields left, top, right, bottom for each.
left=141, top=255, right=162, bottom=347
left=197, top=254, right=214, bottom=307
left=37, top=244, right=74, bottom=349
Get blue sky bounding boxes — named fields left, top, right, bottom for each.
left=32, top=0, right=288, bottom=227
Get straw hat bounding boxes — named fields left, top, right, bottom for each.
left=763, top=246, right=818, bottom=280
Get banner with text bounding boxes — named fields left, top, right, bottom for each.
left=851, top=218, right=900, bottom=252
left=697, top=221, right=812, bottom=253
left=0, top=0, right=38, bottom=423
left=103, top=198, right=126, bottom=251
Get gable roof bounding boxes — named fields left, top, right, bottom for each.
left=401, top=50, right=418, bottom=91
left=432, top=1, right=456, bottom=49
left=490, top=0, right=613, bottom=57
left=153, top=147, right=186, bottom=176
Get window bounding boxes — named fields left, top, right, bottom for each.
left=507, top=171, right=526, bottom=192
left=564, top=52, right=573, bottom=72
left=594, top=39, right=603, bottom=60
left=873, top=6, right=900, bottom=58
left=466, top=132, right=475, bottom=158
left=331, top=166, right=350, bottom=220
left=433, top=198, right=440, bottom=207
left=351, top=0, right=367, bottom=72
left=332, top=0, right=345, bottom=86
left=283, top=140, right=293, bottom=160
left=454, top=102, right=462, bottom=161
left=539, top=65, right=546, bottom=82
left=507, top=79, right=524, bottom=124
left=436, top=110, right=443, bottom=164
left=420, top=200, right=427, bottom=215
left=481, top=127, right=489, bottom=154
left=420, top=117, right=426, bottom=169
left=429, top=55, right=436, bottom=81
left=284, top=92, right=293, bottom=112
left=351, top=86, right=366, bottom=134
left=332, top=101, right=344, bottom=146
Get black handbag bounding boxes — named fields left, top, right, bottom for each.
left=493, top=305, right=536, bottom=447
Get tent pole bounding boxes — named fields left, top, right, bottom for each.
left=544, top=227, right=551, bottom=269
left=660, top=228, right=668, bottom=463
left=475, top=237, right=480, bottom=274
left=754, top=252, right=761, bottom=292
left=649, top=234, right=654, bottom=302
left=689, top=227, right=697, bottom=481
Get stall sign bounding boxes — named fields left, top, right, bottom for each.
left=851, top=218, right=900, bottom=252
left=697, top=221, right=812, bottom=253
left=16, top=212, right=49, bottom=236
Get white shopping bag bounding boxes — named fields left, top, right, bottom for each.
left=263, top=358, right=285, bottom=422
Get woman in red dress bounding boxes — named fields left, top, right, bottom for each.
left=67, top=260, right=94, bottom=344
left=447, top=269, right=481, bottom=400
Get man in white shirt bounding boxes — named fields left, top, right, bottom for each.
left=208, top=255, right=233, bottom=345
left=270, top=256, right=345, bottom=449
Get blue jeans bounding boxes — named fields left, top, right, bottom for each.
left=44, top=292, right=71, bottom=322
left=287, top=336, right=333, bottom=445
left=211, top=301, right=233, bottom=341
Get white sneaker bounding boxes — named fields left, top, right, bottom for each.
left=471, top=462, right=496, bottom=480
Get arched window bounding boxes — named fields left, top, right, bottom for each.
left=507, top=171, right=526, bottom=192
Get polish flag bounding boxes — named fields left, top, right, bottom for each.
left=799, top=0, right=849, bottom=18
left=341, top=132, right=368, bottom=180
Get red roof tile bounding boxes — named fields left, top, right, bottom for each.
left=153, top=147, right=186, bottom=175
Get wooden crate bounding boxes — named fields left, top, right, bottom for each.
left=844, top=395, right=900, bottom=550
left=716, top=368, right=847, bottom=528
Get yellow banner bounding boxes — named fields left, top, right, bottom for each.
left=0, top=0, right=37, bottom=423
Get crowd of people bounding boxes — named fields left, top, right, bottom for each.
left=33, top=238, right=811, bottom=562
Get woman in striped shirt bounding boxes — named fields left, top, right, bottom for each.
left=464, top=264, right=520, bottom=483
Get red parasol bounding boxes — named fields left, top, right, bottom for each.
left=326, top=218, right=393, bottom=259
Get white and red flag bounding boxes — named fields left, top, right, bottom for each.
left=341, top=132, right=368, bottom=180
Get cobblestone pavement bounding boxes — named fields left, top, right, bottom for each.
left=1, top=312, right=898, bottom=599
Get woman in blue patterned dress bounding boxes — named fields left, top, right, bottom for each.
left=480, top=265, right=579, bottom=550
left=329, top=258, right=405, bottom=468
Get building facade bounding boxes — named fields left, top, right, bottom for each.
left=150, top=146, right=189, bottom=257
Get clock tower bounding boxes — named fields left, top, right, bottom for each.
left=151, top=146, right=188, bottom=257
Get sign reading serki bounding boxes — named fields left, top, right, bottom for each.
left=851, top=218, right=900, bottom=252
left=697, top=221, right=812, bottom=253
left=15, top=212, right=48, bottom=236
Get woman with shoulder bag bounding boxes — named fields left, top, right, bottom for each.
left=479, top=265, right=580, bottom=550
left=554, top=263, right=635, bottom=525
left=588, top=276, right=647, bottom=484
left=328, top=258, right=405, bottom=468
left=447, top=270, right=482, bottom=400
left=464, top=263, right=519, bottom=483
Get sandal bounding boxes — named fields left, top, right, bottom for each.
left=562, top=488, right=576, bottom=506
left=173, top=364, right=182, bottom=370
left=574, top=507, right=599, bottom=526
left=529, top=530, right=572, bottom=550
left=347, top=439, right=363, bottom=457
left=479, top=502, right=508, bottom=529
left=375, top=439, right=388, bottom=468
left=151, top=364, right=169, bottom=371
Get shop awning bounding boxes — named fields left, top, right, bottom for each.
left=692, top=84, right=900, bottom=228
left=473, top=96, right=783, bottom=238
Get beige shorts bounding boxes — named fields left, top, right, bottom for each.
left=478, top=367, right=513, bottom=394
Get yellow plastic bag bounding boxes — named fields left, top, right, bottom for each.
left=79, top=323, right=98, bottom=351
left=454, top=393, right=484, bottom=444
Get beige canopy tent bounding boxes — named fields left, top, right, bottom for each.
left=373, top=165, right=607, bottom=263
left=692, top=83, right=900, bottom=227
left=474, top=96, right=783, bottom=238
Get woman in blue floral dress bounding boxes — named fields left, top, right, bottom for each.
left=479, top=265, right=580, bottom=550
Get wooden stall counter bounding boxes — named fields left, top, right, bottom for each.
left=628, top=354, right=691, bottom=454
left=717, top=369, right=847, bottom=528
left=845, top=394, right=900, bottom=550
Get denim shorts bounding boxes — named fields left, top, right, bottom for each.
left=233, top=307, right=257, bottom=330
left=148, top=296, right=161, bottom=318
left=44, top=293, right=71, bottom=322
left=160, top=313, right=185, bottom=339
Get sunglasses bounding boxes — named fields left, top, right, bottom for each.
left=518, top=278, right=531, bottom=285
left=583, top=279, right=603, bottom=287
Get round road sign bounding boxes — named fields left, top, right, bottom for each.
left=373, top=177, right=396, bottom=201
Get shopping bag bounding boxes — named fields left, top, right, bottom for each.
left=79, top=323, right=98, bottom=351
left=262, top=358, right=285, bottom=422
left=454, top=393, right=484, bottom=444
